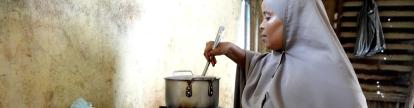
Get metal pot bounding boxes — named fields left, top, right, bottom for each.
left=165, top=70, right=220, bottom=108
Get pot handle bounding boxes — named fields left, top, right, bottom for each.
left=173, top=70, right=193, bottom=76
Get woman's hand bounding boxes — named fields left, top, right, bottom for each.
left=204, top=41, right=233, bottom=66
left=204, top=41, right=246, bottom=67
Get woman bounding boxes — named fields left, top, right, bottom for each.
left=204, top=0, right=368, bottom=108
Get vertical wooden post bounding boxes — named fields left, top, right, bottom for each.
left=406, top=64, right=414, bottom=108
left=249, top=0, right=258, bottom=52
left=323, top=0, right=337, bottom=27
left=396, top=102, right=400, bottom=108
left=334, top=0, right=344, bottom=38
left=249, top=0, right=267, bottom=53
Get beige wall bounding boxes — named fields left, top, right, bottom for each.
left=0, top=0, right=241, bottom=107
left=116, top=0, right=242, bottom=107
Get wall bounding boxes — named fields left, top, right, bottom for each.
left=116, top=0, right=242, bottom=107
left=0, top=0, right=241, bottom=107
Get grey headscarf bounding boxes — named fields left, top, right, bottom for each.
left=234, top=0, right=368, bottom=108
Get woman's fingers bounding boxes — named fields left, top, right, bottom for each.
left=204, top=51, right=210, bottom=62
left=211, top=56, right=217, bottom=66
left=204, top=41, right=214, bottom=61
left=204, top=41, right=228, bottom=66
left=205, top=41, right=214, bottom=52
left=209, top=42, right=229, bottom=56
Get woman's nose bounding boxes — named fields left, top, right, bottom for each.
left=259, top=21, right=265, bottom=32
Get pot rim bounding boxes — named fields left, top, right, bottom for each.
left=164, top=75, right=220, bottom=80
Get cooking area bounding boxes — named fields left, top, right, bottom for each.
left=0, top=0, right=413, bottom=108
left=0, top=0, right=241, bottom=107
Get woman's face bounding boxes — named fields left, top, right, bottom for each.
left=260, top=0, right=284, bottom=50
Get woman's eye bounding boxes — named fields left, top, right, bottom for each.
left=265, top=17, right=271, bottom=21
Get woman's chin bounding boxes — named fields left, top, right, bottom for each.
left=264, top=45, right=282, bottom=51
left=264, top=44, right=271, bottom=49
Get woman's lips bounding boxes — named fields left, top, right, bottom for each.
left=261, top=34, right=267, bottom=42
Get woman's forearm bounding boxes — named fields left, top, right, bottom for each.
left=225, top=44, right=246, bottom=67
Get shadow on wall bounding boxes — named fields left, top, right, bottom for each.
left=0, top=0, right=138, bottom=108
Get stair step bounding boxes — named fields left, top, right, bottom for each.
left=358, top=73, right=396, bottom=80
left=363, top=91, right=406, bottom=102
left=352, top=63, right=412, bottom=73
left=344, top=1, right=414, bottom=7
left=356, top=73, right=410, bottom=86
left=341, top=32, right=414, bottom=39
left=355, top=69, right=410, bottom=78
left=342, top=16, right=414, bottom=22
left=343, top=43, right=414, bottom=50
left=347, top=53, right=414, bottom=61
left=345, top=48, right=414, bottom=55
left=341, top=21, right=414, bottom=29
left=359, top=78, right=410, bottom=87
left=342, top=11, right=414, bottom=17
left=361, top=84, right=409, bottom=94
